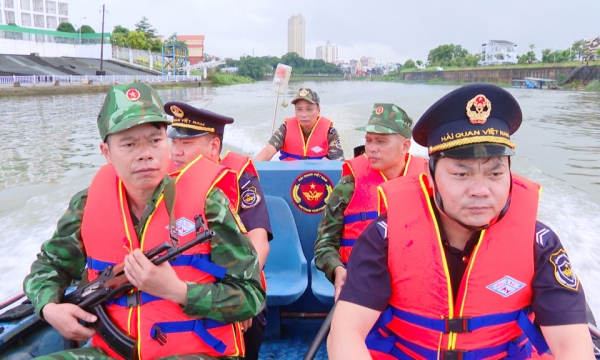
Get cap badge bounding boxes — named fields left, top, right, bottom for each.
left=466, top=94, right=491, bottom=124
left=170, top=105, right=185, bottom=119
left=375, top=106, right=384, bottom=115
left=126, top=89, right=141, bottom=101
left=299, top=89, right=308, bottom=97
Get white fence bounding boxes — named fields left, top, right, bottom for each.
left=0, top=74, right=202, bottom=86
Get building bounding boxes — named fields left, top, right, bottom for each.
left=287, top=13, right=305, bottom=58
left=178, top=34, right=204, bottom=65
left=360, top=55, right=376, bottom=68
left=0, top=0, right=69, bottom=30
left=316, top=40, right=337, bottom=63
left=583, top=36, right=599, bottom=60
left=481, top=40, right=517, bottom=65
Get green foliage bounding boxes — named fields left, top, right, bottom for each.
left=135, top=16, right=156, bottom=42
left=403, top=59, right=416, bottom=69
left=149, top=39, right=163, bottom=53
left=427, top=44, right=481, bottom=67
left=237, top=56, right=267, bottom=80
left=540, top=48, right=574, bottom=63
left=111, top=25, right=130, bottom=47
left=416, top=60, right=423, bottom=67
left=571, top=40, right=585, bottom=60
left=79, top=25, right=95, bottom=34
left=127, top=30, right=150, bottom=50
left=113, top=25, right=129, bottom=35
left=57, top=22, right=76, bottom=33
left=518, top=50, right=537, bottom=64
left=584, top=80, right=600, bottom=92
left=208, top=73, right=255, bottom=86
left=7, top=22, right=16, bottom=26
left=164, top=33, right=188, bottom=49
left=234, top=52, right=342, bottom=80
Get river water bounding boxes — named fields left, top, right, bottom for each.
left=1, top=81, right=599, bottom=317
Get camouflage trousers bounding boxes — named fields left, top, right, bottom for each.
left=34, top=346, right=238, bottom=360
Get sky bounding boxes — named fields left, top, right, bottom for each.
left=70, top=0, right=600, bottom=64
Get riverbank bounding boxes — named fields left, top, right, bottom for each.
left=0, top=80, right=210, bottom=97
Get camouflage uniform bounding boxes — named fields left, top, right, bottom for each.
left=24, top=83, right=264, bottom=360
left=268, top=88, right=345, bottom=161
left=314, top=103, right=414, bottom=283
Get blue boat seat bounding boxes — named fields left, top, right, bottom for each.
left=264, top=196, right=308, bottom=306
left=310, top=259, right=334, bottom=305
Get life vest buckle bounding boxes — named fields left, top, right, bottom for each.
left=125, top=291, right=141, bottom=308
left=301, top=156, right=309, bottom=160
left=151, top=324, right=167, bottom=345
left=444, top=317, right=471, bottom=333
left=440, top=349, right=466, bottom=360
left=360, top=212, right=368, bottom=221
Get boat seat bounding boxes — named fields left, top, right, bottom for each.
left=310, top=259, right=334, bottom=305
left=264, top=195, right=308, bottom=306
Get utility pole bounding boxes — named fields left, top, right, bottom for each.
left=99, top=4, right=106, bottom=73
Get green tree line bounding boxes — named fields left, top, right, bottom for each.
left=110, top=17, right=186, bottom=52
left=233, top=52, right=343, bottom=80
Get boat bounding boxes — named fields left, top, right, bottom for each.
left=511, top=79, right=537, bottom=89
left=0, top=160, right=599, bottom=359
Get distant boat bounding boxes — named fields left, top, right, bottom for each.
left=511, top=79, right=537, bottom=89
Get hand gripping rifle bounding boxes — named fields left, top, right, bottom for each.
left=63, top=215, right=214, bottom=360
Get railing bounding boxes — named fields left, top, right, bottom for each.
left=0, top=74, right=202, bottom=86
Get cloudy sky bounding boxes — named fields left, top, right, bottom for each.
left=71, top=0, right=600, bottom=64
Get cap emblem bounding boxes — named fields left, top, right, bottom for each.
left=299, top=89, right=308, bottom=97
left=170, top=105, right=185, bottom=118
left=466, top=94, right=491, bottom=124
left=126, top=89, right=141, bottom=101
left=375, top=106, right=384, bottom=115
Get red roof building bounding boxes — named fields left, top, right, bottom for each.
left=178, top=35, right=205, bottom=65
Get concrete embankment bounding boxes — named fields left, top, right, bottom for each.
left=0, top=81, right=211, bottom=97
left=399, top=66, right=600, bottom=84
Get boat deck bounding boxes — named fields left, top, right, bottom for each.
left=260, top=318, right=327, bottom=359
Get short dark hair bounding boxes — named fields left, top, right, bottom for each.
left=206, top=133, right=223, bottom=153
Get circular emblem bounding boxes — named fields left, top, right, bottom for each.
left=375, top=106, right=384, bottom=115
left=299, top=89, right=309, bottom=97
left=126, top=88, right=141, bottom=101
left=550, top=249, right=579, bottom=290
left=241, top=186, right=261, bottom=209
left=170, top=105, right=185, bottom=119
left=291, top=171, right=333, bottom=214
left=466, top=94, right=491, bottom=124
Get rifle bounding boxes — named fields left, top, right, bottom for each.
left=63, top=215, right=214, bottom=360
left=303, top=302, right=336, bottom=360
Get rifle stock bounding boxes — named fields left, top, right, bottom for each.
left=62, top=217, right=214, bottom=360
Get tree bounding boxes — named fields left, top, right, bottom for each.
left=427, top=44, right=469, bottom=67
left=127, top=30, right=150, bottom=50
left=237, top=56, right=267, bottom=80
left=113, top=25, right=129, bottom=35
left=135, top=16, right=156, bottom=41
left=164, top=33, right=188, bottom=48
left=541, top=48, right=553, bottom=63
left=571, top=40, right=584, bottom=60
left=79, top=25, right=95, bottom=34
left=403, top=59, right=416, bottom=69
left=518, top=50, right=537, bottom=64
left=57, top=22, right=76, bottom=33
left=416, top=60, right=423, bottom=67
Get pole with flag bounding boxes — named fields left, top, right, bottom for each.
left=270, top=63, right=292, bottom=136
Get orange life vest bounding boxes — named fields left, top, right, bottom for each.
left=368, top=173, right=550, bottom=359
left=339, top=154, right=426, bottom=265
left=81, top=156, right=244, bottom=359
left=279, top=116, right=332, bottom=161
left=219, top=151, right=268, bottom=292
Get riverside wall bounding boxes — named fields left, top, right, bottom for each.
left=399, top=66, right=600, bottom=84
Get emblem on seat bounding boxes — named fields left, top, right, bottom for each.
left=486, top=276, right=526, bottom=297
left=291, top=171, right=333, bottom=214
left=466, top=94, right=491, bottom=124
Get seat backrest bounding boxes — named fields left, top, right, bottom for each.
left=264, top=196, right=307, bottom=274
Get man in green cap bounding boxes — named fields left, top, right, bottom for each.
left=23, top=83, right=265, bottom=359
left=314, top=103, right=425, bottom=300
left=255, top=88, right=344, bottom=161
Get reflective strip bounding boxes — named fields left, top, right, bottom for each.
left=86, top=257, right=116, bottom=271
left=150, top=319, right=228, bottom=354
left=279, top=150, right=326, bottom=160
left=340, top=239, right=356, bottom=247
left=343, top=211, right=379, bottom=224
left=170, top=254, right=226, bottom=279
left=107, top=291, right=163, bottom=307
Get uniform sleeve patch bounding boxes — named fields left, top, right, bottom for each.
left=549, top=249, right=579, bottom=291
left=535, top=227, right=551, bottom=248
left=241, top=186, right=261, bottom=209
left=329, top=127, right=335, bottom=134
left=376, top=220, right=388, bottom=239
left=335, top=137, right=342, bottom=150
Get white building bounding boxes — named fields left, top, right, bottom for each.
left=360, top=55, right=376, bottom=68
left=480, top=40, right=517, bottom=65
left=0, top=0, right=68, bottom=30
left=316, top=40, right=338, bottom=63
left=287, top=13, right=305, bottom=58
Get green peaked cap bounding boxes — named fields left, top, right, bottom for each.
left=97, top=82, right=170, bottom=141
left=355, top=103, right=413, bottom=138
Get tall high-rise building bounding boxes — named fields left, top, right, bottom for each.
left=316, top=40, right=338, bottom=63
left=287, top=13, right=305, bottom=58
left=0, top=0, right=69, bottom=29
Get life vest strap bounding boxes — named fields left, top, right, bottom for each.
left=107, top=291, right=162, bottom=308
left=170, top=254, right=227, bottom=279
left=340, top=239, right=356, bottom=247
left=86, top=257, right=116, bottom=271
left=278, top=150, right=326, bottom=161
left=150, top=319, right=228, bottom=354
left=343, top=211, right=379, bottom=224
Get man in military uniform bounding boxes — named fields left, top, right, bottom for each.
left=255, top=88, right=344, bottom=161
left=166, top=102, right=272, bottom=360
left=24, top=83, right=265, bottom=360
left=314, top=104, right=425, bottom=300
left=328, top=84, right=594, bottom=359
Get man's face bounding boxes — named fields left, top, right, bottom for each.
left=294, top=100, right=320, bottom=129
left=100, top=123, right=169, bottom=193
left=170, top=135, right=218, bottom=170
left=365, top=133, right=410, bottom=172
left=432, top=156, right=511, bottom=227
